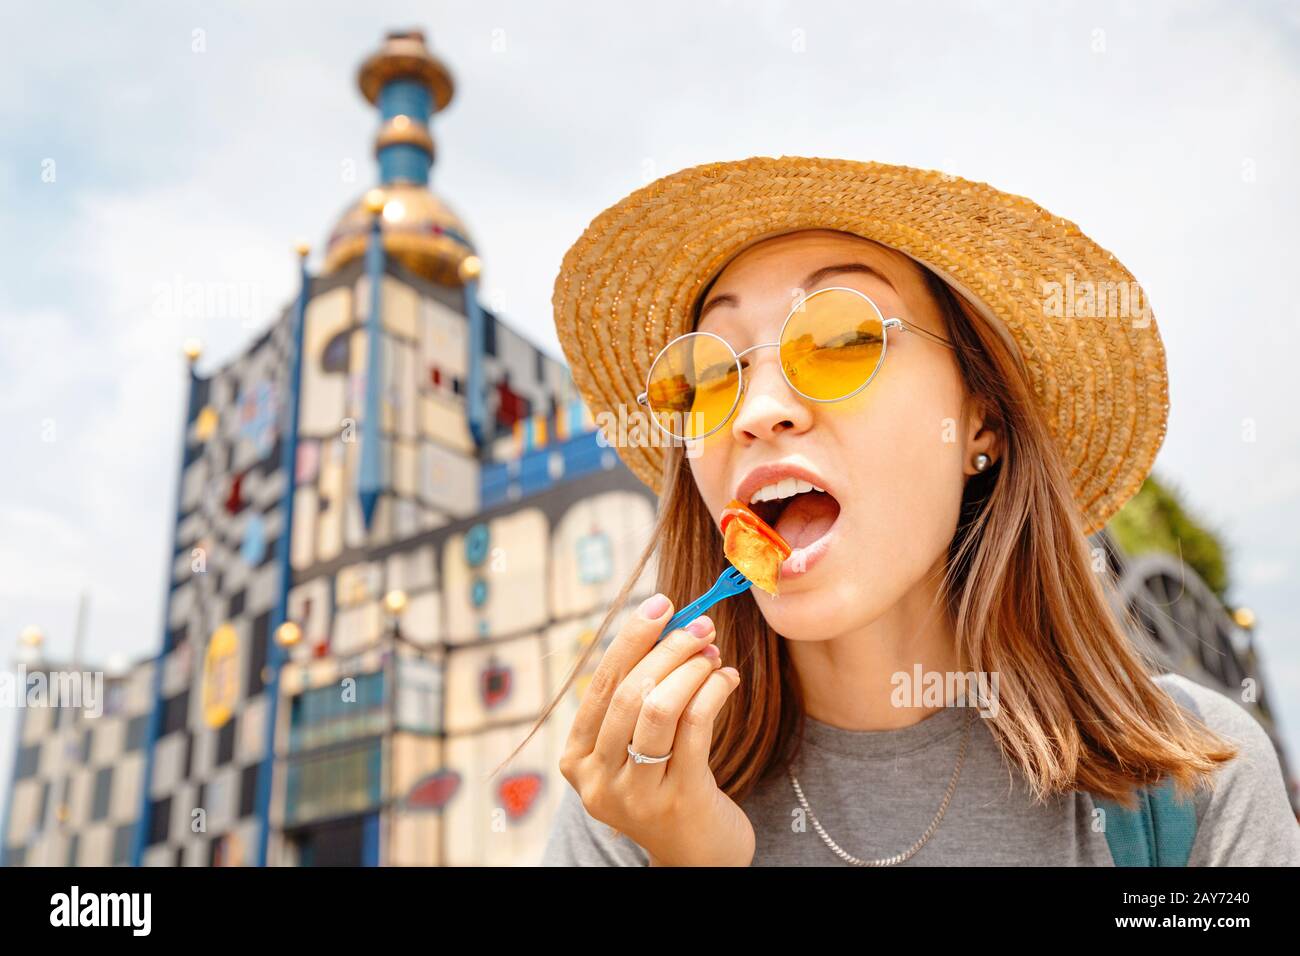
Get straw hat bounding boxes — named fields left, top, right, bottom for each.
left=551, top=156, right=1168, bottom=536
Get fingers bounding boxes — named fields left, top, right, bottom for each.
left=594, top=615, right=718, bottom=766
left=664, top=666, right=741, bottom=779
left=567, top=592, right=675, bottom=757
left=625, top=633, right=723, bottom=771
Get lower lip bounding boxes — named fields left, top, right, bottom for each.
left=777, top=515, right=839, bottom=581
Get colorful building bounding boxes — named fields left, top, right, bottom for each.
left=2, top=29, right=658, bottom=866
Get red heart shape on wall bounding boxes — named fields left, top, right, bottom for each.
left=405, top=769, right=461, bottom=811
left=497, top=773, right=543, bottom=821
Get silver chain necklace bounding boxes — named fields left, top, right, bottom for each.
left=788, top=708, right=976, bottom=866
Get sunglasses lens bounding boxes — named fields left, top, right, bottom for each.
left=781, top=288, right=886, bottom=400
left=645, top=333, right=740, bottom=439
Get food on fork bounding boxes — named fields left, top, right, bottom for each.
left=720, top=499, right=792, bottom=596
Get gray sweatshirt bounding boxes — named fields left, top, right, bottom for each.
left=540, top=672, right=1300, bottom=865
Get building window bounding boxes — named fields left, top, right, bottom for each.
left=285, top=739, right=383, bottom=827
left=288, top=670, right=386, bottom=754
left=15, top=743, right=39, bottom=779
left=290, top=814, right=376, bottom=867
left=483, top=311, right=497, bottom=357
left=216, top=718, right=237, bottom=767
left=247, top=612, right=270, bottom=696
left=162, top=689, right=190, bottom=736
left=112, top=822, right=135, bottom=865
left=91, top=767, right=113, bottom=822
left=168, top=623, right=188, bottom=655
left=147, top=796, right=171, bottom=847
left=125, top=714, right=149, bottom=751
left=239, top=764, right=259, bottom=819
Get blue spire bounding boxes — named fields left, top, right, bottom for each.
left=359, top=30, right=453, bottom=188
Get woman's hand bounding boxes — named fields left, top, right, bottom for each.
left=558, top=592, right=754, bottom=867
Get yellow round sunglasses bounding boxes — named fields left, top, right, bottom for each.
left=635, top=285, right=957, bottom=442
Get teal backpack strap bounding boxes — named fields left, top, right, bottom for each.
left=1092, top=679, right=1202, bottom=866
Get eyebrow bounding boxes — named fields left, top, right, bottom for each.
left=697, top=262, right=897, bottom=322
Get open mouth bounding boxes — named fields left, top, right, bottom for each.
left=747, top=482, right=842, bottom=554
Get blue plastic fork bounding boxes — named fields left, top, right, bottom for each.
left=655, top=565, right=754, bottom=644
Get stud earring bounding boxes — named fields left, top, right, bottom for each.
left=973, top=453, right=991, bottom=472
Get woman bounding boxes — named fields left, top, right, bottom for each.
left=509, top=157, right=1300, bottom=866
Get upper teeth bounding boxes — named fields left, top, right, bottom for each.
left=749, top=477, right=825, bottom=504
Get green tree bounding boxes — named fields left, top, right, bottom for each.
left=1107, top=472, right=1230, bottom=600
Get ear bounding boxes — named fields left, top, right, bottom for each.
left=963, top=400, right=1000, bottom=476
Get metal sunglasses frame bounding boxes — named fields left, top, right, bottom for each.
left=635, top=285, right=957, bottom=442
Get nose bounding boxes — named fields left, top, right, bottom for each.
left=730, top=345, right=814, bottom=444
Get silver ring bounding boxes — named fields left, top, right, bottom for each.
left=628, top=743, right=671, bottom=765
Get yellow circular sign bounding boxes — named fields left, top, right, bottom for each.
left=203, top=623, right=240, bottom=728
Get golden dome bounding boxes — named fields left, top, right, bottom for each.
left=322, top=182, right=475, bottom=286
left=323, top=31, right=473, bottom=287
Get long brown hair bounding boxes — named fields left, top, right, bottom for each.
left=495, top=252, right=1236, bottom=812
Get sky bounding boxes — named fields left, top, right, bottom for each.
left=2, top=0, right=1298, bottom=803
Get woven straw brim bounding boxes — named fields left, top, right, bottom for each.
left=551, top=156, right=1168, bottom=536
